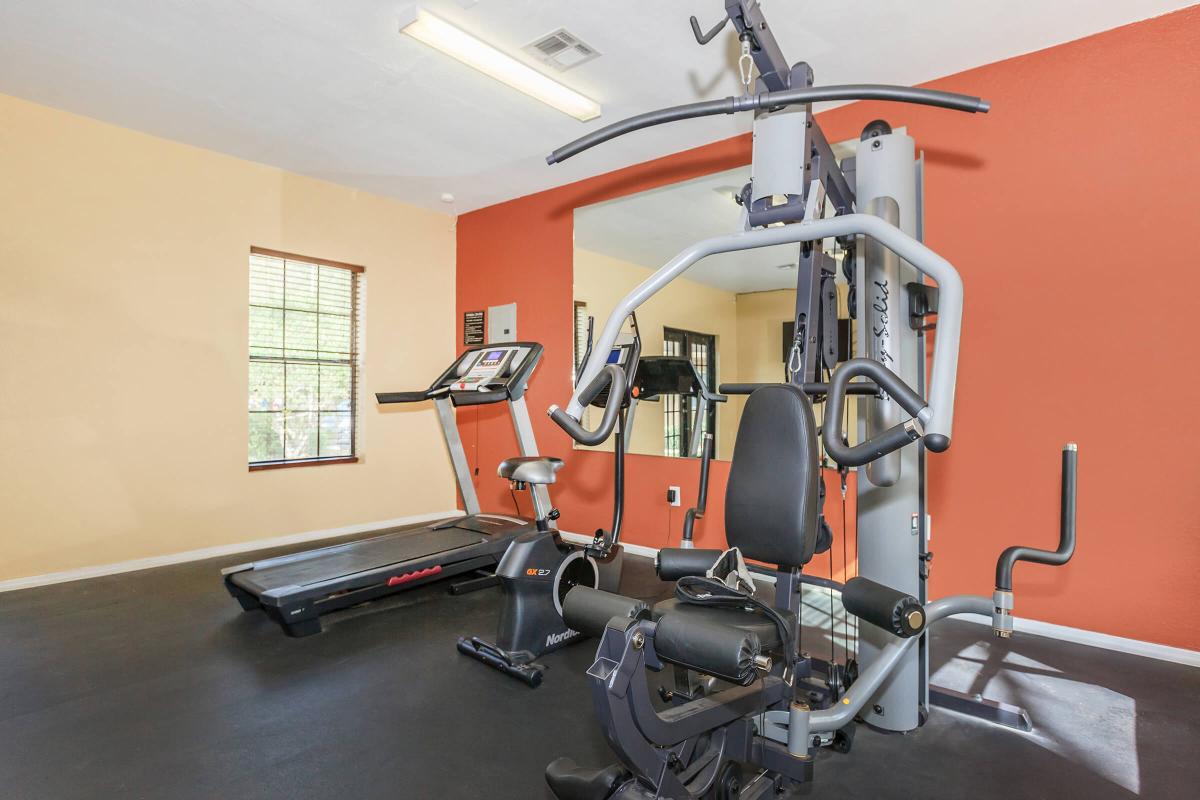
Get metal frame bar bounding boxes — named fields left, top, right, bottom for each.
left=808, top=595, right=992, bottom=732
left=508, top=396, right=553, bottom=521
left=566, top=214, right=963, bottom=445
left=929, top=686, right=1033, bottom=732
left=435, top=395, right=481, bottom=516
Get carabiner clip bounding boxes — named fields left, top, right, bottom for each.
left=738, top=37, right=754, bottom=92
left=787, top=337, right=803, bottom=379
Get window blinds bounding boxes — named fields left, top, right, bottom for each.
left=573, top=301, right=589, bottom=380
left=248, top=249, right=362, bottom=466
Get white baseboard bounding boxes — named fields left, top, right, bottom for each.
left=562, top=535, right=1198, bottom=669
left=953, top=613, right=1200, bottom=669
left=6, top=520, right=1197, bottom=669
left=0, top=509, right=463, bottom=593
left=560, top=531, right=657, bottom=560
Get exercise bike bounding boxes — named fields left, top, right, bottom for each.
left=456, top=326, right=640, bottom=687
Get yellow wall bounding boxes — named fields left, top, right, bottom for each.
left=731, top=285, right=856, bottom=436
left=0, top=94, right=458, bottom=581
left=731, top=289, right=795, bottom=433
left=573, top=247, right=738, bottom=460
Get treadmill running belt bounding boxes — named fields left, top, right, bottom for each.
left=232, top=527, right=488, bottom=594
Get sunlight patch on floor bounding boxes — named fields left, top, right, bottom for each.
left=933, top=638, right=1140, bottom=794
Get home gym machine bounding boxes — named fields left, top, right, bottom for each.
left=222, top=342, right=548, bottom=637
left=539, top=2, right=1079, bottom=797
left=456, top=330, right=640, bottom=686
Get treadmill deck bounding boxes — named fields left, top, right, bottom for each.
left=228, top=517, right=524, bottom=597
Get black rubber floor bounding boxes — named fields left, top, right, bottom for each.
left=0, top=541, right=1196, bottom=799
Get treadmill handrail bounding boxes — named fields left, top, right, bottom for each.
left=376, top=390, right=432, bottom=404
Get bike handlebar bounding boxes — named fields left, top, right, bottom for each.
left=547, top=84, right=989, bottom=164
left=549, top=364, right=628, bottom=446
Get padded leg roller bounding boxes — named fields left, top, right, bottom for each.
left=841, top=577, right=924, bottom=637
left=655, top=614, right=763, bottom=686
left=546, top=758, right=629, bottom=800
left=655, top=548, right=723, bottom=580
left=562, top=586, right=650, bottom=638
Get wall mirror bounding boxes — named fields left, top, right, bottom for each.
left=573, top=150, right=856, bottom=461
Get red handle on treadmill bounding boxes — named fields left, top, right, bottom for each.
left=387, top=565, right=443, bottom=586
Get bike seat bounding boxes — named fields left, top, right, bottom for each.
left=545, top=758, right=628, bottom=800
left=498, top=456, right=565, bottom=485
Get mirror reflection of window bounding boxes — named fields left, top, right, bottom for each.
left=572, top=300, right=588, bottom=381
left=663, top=328, right=716, bottom=458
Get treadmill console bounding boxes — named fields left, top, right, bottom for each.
left=376, top=343, right=544, bottom=408
left=450, top=348, right=518, bottom=391
left=440, top=342, right=544, bottom=403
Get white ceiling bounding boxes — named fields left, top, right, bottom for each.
left=0, top=1, right=1190, bottom=213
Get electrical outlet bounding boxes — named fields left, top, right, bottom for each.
left=667, top=486, right=681, bottom=507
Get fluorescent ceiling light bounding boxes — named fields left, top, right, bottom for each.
left=399, top=7, right=601, bottom=122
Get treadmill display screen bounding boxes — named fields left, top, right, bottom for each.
left=607, top=348, right=623, bottom=364
left=482, top=350, right=505, bottom=364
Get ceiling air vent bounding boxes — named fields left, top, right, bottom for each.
left=524, top=29, right=600, bottom=71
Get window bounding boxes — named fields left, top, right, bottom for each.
left=663, top=327, right=717, bottom=458
left=573, top=300, right=589, bottom=379
left=248, top=247, right=363, bottom=469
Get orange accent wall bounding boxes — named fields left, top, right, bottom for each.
left=458, top=6, right=1200, bottom=651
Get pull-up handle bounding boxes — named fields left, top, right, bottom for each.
left=549, top=364, right=627, bottom=446
left=547, top=85, right=989, bottom=164
left=822, top=359, right=932, bottom=467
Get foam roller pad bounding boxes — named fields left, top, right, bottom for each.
left=655, top=614, right=762, bottom=685
left=841, top=577, right=924, bottom=637
left=562, top=586, right=649, bottom=638
left=655, top=548, right=724, bottom=580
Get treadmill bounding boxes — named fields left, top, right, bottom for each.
left=625, top=355, right=726, bottom=458
left=222, top=342, right=549, bottom=636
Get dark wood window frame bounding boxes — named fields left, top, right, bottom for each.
left=662, top=326, right=717, bottom=458
left=248, top=246, right=363, bottom=472
left=573, top=300, right=589, bottom=381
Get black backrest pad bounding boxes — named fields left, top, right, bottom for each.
left=725, top=384, right=820, bottom=567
